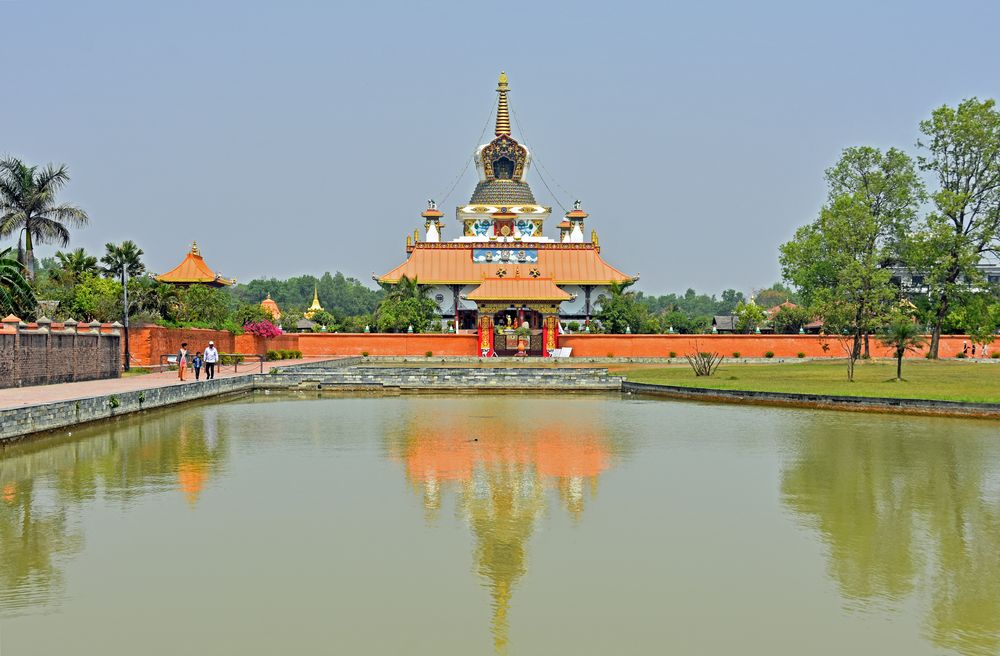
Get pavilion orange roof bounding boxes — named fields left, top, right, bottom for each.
left=260, top=294, right=281, bottom=319
left=379, top=243, right=634, bottom=285
left=467, top=277, right=572, bottom=302
left=156, top=242, right=234, bottom=286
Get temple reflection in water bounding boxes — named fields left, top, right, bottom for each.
left=387, top=401, right=618, bottom=652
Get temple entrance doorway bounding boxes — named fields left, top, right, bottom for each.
left=492, top=306, right=544, bottom=356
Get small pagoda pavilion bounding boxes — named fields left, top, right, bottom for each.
left=378, top=73, right=635, bottom=356
left=156, top=242, right=234, bottom=287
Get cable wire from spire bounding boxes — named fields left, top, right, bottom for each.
left=511, top=107, right=573, bottom=212
left=434, top=97, right=496, bottom=207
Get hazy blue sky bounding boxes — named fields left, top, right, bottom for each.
left=3, top=0, right=998, bottom=295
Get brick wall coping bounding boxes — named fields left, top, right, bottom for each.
left=622, top=381, right=1000, bottom=419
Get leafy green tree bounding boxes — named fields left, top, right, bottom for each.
left=733, top=299, right=767, bottom=333
left=230, top=271, right=382, bottom=317
left=781, top=147, right=923, bottom=378
left=596, top=281, right=657, bottom=333
left=912, top=98, right=1000, bottom=358
left=755, top=283, right=799, bottom=309
left=0, top=158, right=89, bottom=279
left=946, top=292, right=1000, bottom=347
left=375, top=276, right=436, bottom=332
left=101, top=240, right=145, bottom=279
left=879, top=317, right=926, bottom=380
left=0, top=247, right=35, bottom=318
left=770, top=304, right=813, bottom=334
left=172, top=285, right=233, bottom=327
left=55, top=248, right=99, bottom=279
left=71, top=273, right=122, bottom=321
left=309, top=309, right=340, bottom=331
left=231, top=303, right=273, bottom=327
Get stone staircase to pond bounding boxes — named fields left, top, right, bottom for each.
left=258, top=365, right=623, bottom=391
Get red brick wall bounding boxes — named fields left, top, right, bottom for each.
left=296, top=333, right=478, bottom=357
left=125, top=325, right=235, bottom=366
left=121, top=326, right=997, bottom=363
left=559, top=334, right=997, bottom=358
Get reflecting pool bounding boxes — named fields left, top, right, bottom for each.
left=1, top=394, right=998, bottom=655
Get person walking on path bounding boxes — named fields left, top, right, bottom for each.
left=192, top=351, right=203, bottom=380
left=177, top=343, right=189, bottom=381
left=203, top=341, right=219, bottom=380
left=972, top=344, right=977, bottom=357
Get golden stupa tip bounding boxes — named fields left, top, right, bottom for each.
left=498, top=71, right=508, bottom=85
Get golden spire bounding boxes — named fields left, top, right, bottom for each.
left=495, top=71, right=511, bottom=137
left=306, top=284, right=324, bottom=317
left=190, top=241, right=200, bottom=256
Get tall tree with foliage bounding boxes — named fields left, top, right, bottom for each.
left=733, top=299, right=767, bottom=333
left=0, top=247, right=35, bottom=318
left=101, top=240, right=146, bottom=279
left=781, top=147, right=923, bottom=379
left=912, top=98, right=1000, bottom=358
left=0, top=158, right=89, bottom=279
left=596, top=281, right=656, bottom=333
left=374, top=276, right=437, bottom=332
left=54, top=248, right=99, bottom=278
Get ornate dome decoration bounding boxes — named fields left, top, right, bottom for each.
left=469, top=72, right=536, bottom=207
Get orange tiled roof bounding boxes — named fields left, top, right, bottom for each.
left=156, top=242, right=234, bottom=286
left=467, top=277, right=572, bottom=302
left=260, top=294, right=281, bottom=319
left=379, top=243, right=634, bottom=285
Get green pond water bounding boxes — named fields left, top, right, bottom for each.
left=1, top=393, right=998, bottom=655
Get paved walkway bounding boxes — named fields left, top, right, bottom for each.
left=0, top=358, right=340, bottom=409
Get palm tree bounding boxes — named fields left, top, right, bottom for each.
left=101, top=240, right=145, bottom=279
left=0, top=247, right=35, bottom=318
left=879, top=318, right=926, bottom=381
left=0, top=157, right=89, bottom=279
left=55, top=248, right=99, bottom=278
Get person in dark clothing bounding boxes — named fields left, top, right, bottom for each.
left=192, top=352, right=203, bottom=380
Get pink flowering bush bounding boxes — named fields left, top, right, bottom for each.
left=243, top=319, right=283, bottom=338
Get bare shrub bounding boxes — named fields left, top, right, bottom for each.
left=685, top=351, right=724, bottom=376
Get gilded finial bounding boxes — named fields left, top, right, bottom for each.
left=495, top=71, right=511, bottom=137
left=591, top=229, right=598, bottom=245
left=406, top=234, right=412, bottom=248
left=413, top=228, right=419, bottom=243
left=190, top=241, right=200, bottom=256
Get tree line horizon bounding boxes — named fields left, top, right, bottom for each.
left=1, top=97, right=998, bottom=357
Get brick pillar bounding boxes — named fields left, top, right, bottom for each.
left=2, top=315, right=20, bottom=385
left=64, top=318, right=79, bottom=381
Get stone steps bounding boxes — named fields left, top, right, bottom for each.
left=266, top=365, right=623, bottom=390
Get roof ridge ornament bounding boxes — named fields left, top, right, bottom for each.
left=495, top=71, right=511, bottom=137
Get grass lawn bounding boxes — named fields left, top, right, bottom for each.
left=613, top=360, right=1000, bottom=404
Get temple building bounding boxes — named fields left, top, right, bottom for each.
left=260, top=293, right=282, bottom=321
left=379, top=73, right=634, bottom=356
left=156, top=242, right=234, bottom=287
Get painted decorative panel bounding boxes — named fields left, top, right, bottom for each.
left=472, top=249, right=539, bottom=264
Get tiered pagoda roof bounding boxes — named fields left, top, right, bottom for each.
left=380, top=242, right=632, bottom=286
left=156, top=242, right=234, bottom=287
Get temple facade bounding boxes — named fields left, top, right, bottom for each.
left=379, top=73, right=634, bottom=356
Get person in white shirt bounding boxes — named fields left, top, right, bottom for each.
left=203, top=341, right=219, bottom=379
